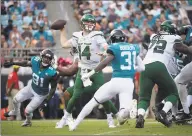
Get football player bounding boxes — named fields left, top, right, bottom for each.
left=3, top=49, right=59, bottom=127
left=55, top=14, right=118, bottom=128
left=68, top=29, right=145, bottom=131
left=136, top=20, right=192, bottom=128
left=174, top=25, right=192, bottom=122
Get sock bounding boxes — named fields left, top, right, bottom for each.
left=161, top=100, right=165, bottom=104
left=74, top=98, right=98, bottom=128
left=162, top=101, right=173, bottom=113
left=13, top=100, right=21, bottom=113
left=109, top=101, right=118, bottom=114
left=63, top=110, right=71, bottom=119
left=138, top=100, right=149, bottom=111
left=106, top=113, right=113, bottom=119
left=177, top=84, right=190, bottom=114
left=187, top=95, right=192, bottom=108
left=138, top=108, right=145, bottom=116
left=102, top=101, right=111, bottom=114
left=26, top=113, right=33, bottom=122
left=66, top=96, right=78, bottom=113
left=172, top=102, right=178, bottom=116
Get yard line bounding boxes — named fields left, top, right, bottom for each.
left=94, top=129, right=129, bottom=135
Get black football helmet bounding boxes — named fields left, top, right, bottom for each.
left=40, top=49, right=54, bottom=67
left=109, top=29, right=126, bottom=44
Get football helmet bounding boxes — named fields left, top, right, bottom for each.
left=160, top=20, right=177, bottom=34
left=80, top=14, right=96, bottom=32
left=109, top=29, right=126, bottom=44
left=40, top=49, right=54, bottom=67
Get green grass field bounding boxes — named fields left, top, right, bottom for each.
left=1, top=119, right=192, bottom=135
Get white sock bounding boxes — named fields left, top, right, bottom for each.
left=74, top=98, right=98, bottom=128
left=26, top=113, right=33, bottom=122
left=172, top=102, right=178, bottom=116
left=162, top=101, right=173, bottom=113
left=63, top=109, right=66, bottom=114
left=138, top=108, right=145, bottom=116
left=107, top=113, right=112, bottom=119
left=161, top=100, right=165, bottom=104
left=63, top=111, right=70, bottom=119
left=187, top=95, right=192, bottom=108
left=178, top=84, right=190, bottom=114
left=13, top=100, right=21, bottom=113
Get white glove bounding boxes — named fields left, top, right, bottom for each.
left=82, top=78, right=92, bottom=87
left=81, top=70, right=95, bottom=82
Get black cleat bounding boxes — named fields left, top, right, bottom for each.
left=21, top=121, right=32, bottom=127
left=156, top=110, right=172, bottom=127
left=176, top=113, right=192, bottom=122
left=4, top=112, right=11, bottom=118
left=135, top=115, right=145, bottom=128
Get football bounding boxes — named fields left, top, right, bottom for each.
left=50, top=19, right=66, bottom=30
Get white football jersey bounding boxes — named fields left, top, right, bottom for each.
left=143, top=33, right=182, bottom=68
left=70, top=31, right=107, bottom=69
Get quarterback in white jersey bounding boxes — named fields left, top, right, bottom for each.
left=55, top=14, right=118, bottom=129
left=136, top=20, right=192, bottom=128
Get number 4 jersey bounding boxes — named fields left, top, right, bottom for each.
left=143, top=34, right=182, bottom=67
left=70, top=31, right=107, bottom=69
left=107, top=42, right=140, bottom=78
left=31, top=56, right=57, bottom=95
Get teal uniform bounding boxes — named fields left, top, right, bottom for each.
left=108, top=42, right=140, bottom=78
left=31, top=56, right=57, bottom=95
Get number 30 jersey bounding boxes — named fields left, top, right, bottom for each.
left=108, top=42, right=140, bottom=78
left=70, top=31, right=107, bottom=70
left=143, top=34, right=182, bottom=67
left=31, top=56, right=57, bottom=95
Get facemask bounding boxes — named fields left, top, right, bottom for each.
left=42, top=62, right=49, bottom=67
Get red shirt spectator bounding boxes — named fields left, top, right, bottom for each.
left=7, top=69, right=19, bottom=90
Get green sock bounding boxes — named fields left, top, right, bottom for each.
left=138, top=100, right=149, bottom=111
left=165, top=94, right=178, bottom=105
left=102, top=101, right=112, bottom=114
left=109, top=101, right=118, bottom=114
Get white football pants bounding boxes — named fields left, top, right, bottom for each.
left=175, top=62, right=192, bottom=114
left=14, top=83, right=47, bottom=114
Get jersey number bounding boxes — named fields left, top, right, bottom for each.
left=121, top=51, right=136, bottom=70
left=32, top=73, right=44, bottom=87
left=78, top=45, right=91, bottom=60
left=148, top=40, right=167, bottom=54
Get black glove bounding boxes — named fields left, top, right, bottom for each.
left=3, top=61, right=14, bottom=68
left=39, top=100, right=48, bottom=111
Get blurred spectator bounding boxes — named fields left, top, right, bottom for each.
left=36, top=12, right=44, bottom=25
left=78, top=2, right=93, bottom=19
left=9, top=25, right=23, bottom=47
left=93, top=9, right=103, bottom=24
left=4, top=20, right=13, bottom=40
left=8, top=1, right=22, bottom=15
left=152, top=19, right=161, bottom=33
left=21, top=24, right=33, bottom=41
left=1, top=35, right=9, bottom=48
left=33, top=23, right=48, bottom=40
left=1, top=1, right=7, bottom=15
left=23, top=11, right=33, bottom=25
left=29, top=16, right=40, bottom=30
left=134, top=11, right=144, bottom=28
left=22, top=4, right=35, bottom=17
left=43, top=16, right=51, bottom=30
left=146, top=13, right=156, bottom=28
left=6, top=65, right=21, bottom=120
left=35, top=35, right=51, bottom=48
left=34, top=1, right=46, bottom=10
left=108, top=8, right=118, bottom=22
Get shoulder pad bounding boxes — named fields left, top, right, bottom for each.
left=72, top=31, right=82, bottom=38
left=89, top=31, right=104, bottom=38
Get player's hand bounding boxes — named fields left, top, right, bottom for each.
left=3, top=61, right=14, bottom=68
left=96, top=52, right=107, bottom=57
left=52, top=55, right=58, bottom=69
left=82, top=78, right=92, bottom=87
left=81, top=73, right=90, bottom=82
left=39, top=100, right=48, bottom=111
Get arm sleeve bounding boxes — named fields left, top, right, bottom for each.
left=70, top=36, right=78, bottom=48
left=107, top=45, right=116, bottom=56
left=174, top=35, right=183, bottom=44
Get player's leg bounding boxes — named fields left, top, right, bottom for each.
left=86, top=71, right=118, bottom=127
left=69, top=81, right=114, bottom=131
left=22, top=90, right=47, bottom=127
left=174, top=62, right=192, bottom=121
left=137, top=62, right=159, bottom=128
left=4, top=84, right=33, bottom=118
left=187, top=85, right=192, bottom=109
left=154, top=62, right=178, bottom=127
left=117, top=78, right=134, bottom=125
left=55, top=86, right=74, bottom=128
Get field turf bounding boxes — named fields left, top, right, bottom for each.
left=1, top=119, right=192, bottom=135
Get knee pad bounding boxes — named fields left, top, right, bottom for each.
left=119, top=108, right=129, bottom=120
left=25, top=106, right=34, bottom=114
left=13, top=97, right=18, bottom=104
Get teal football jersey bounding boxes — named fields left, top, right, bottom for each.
left=31, top=56, right=57, bottom=95
left=108, top=42, right=140, bottom=78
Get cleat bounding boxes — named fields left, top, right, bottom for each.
left=21, top=120, right=32, bottom=127
left=4, top=111, right=16, bottom=117
left=175, top=113, right=192, bottom=125
left=107, top=116, right=116, bottom=128
left=156, top=110, right=172, bottom=127
left=135, top=115, right=145, bottom=128
left=55, top=117, right=67, bottom=128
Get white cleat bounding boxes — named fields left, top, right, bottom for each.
left=107, top=117, right=116, bottom=128
left=55, top=117, right=67, bottom=128
left=68, top=123, right=76, bottom=131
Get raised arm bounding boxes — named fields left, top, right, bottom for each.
left=60, top=28, right=72, bottom=48
left=173, top=43, right=192, bottom=55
